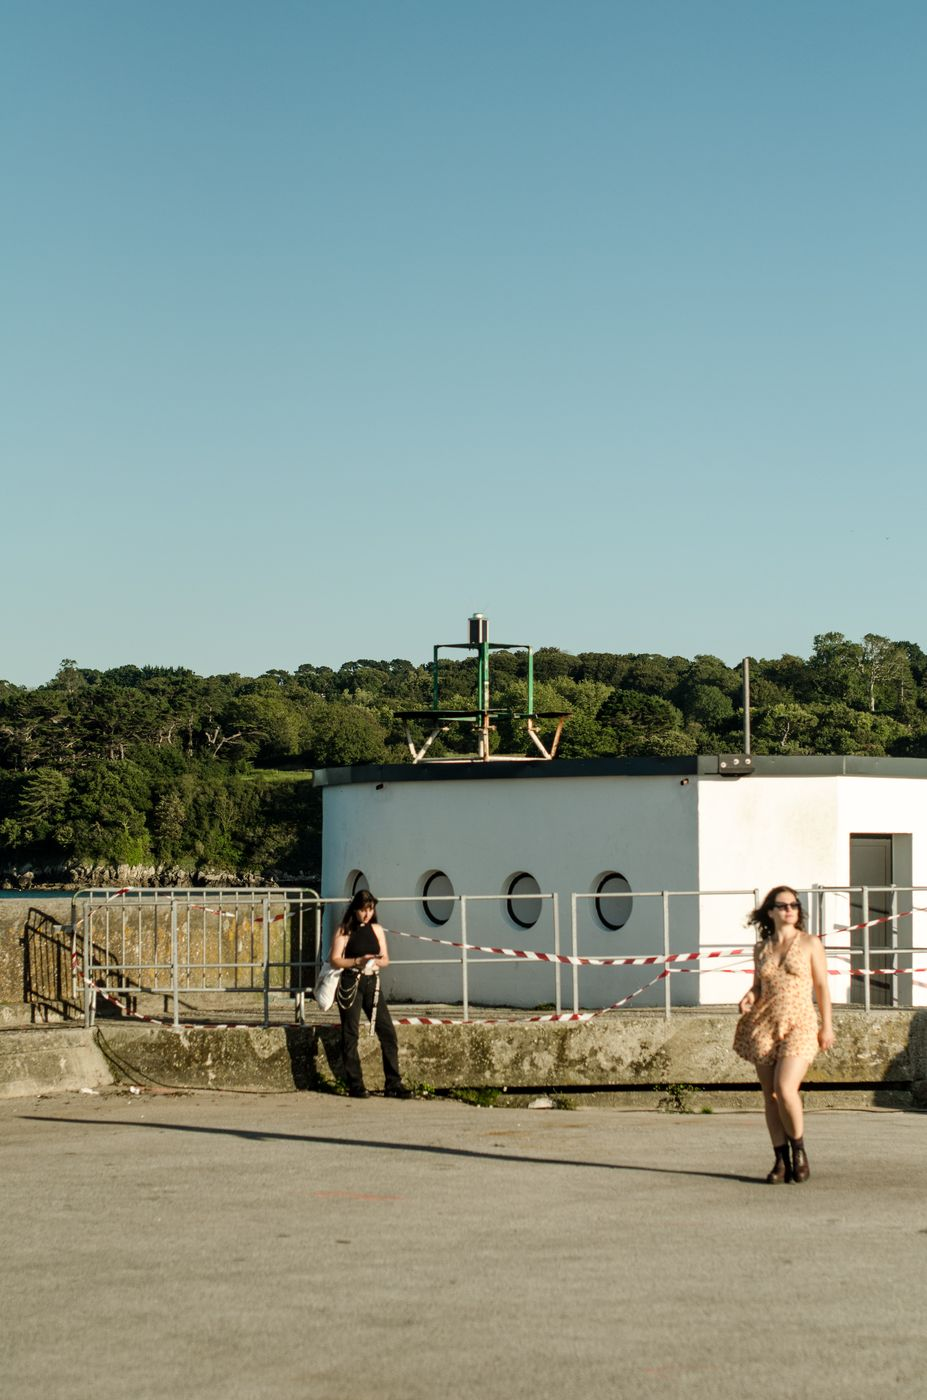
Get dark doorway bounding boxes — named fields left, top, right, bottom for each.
left=849, top=835, right=894, bottom=1007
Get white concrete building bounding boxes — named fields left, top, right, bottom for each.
left=314, top=755, right=927, bottom=1011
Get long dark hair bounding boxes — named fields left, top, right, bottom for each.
left=340, top=888, right=377, bottom=937
left=748, top=886, right=806, bottom=940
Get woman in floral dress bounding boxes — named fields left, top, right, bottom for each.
left=734, top=886, right=835, bottom=1183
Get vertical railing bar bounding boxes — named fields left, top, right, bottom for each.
left=460, top=896, right=469, bottom=1020
left=201, top=890, right=207, bottom=991
left=552, top=894, right=561, bottom=1016
left=127, top=896, right=134, bottom=1007
left=662, top=891, right=671, bottom=1021
left=890, top=885, right=898, bottom=1008
left=103, top=901, right=110, bottom=1005
left=262, top=894, right=270, bottom=1027
left=83, top=904, right=92, bottom=1027
left=170, top=901, right=179, bottom=1028
left=570, top=893, right=579, bottom=1015
left=862, top=886, right=871, bottom=1014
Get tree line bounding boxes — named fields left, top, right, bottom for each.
left=1, top=632, right=925, bottom=887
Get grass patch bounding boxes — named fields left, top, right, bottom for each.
left=446, top=1087, right=501, bottom=1108
left=245, top=768, right=315, bottom=785
left=654, top=1081, right=697, bottom=1114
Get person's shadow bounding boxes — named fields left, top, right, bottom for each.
left=20, top=1113, right=760, bottom=1183
left=874, top=1008, right=927, bottom=1109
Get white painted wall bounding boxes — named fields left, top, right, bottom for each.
left=697, top=775, right=927, bottom=1006
left=696, top=776, right=842, bottom=1004
left=322, top=773, right=699, bottom=1009
left=321, top=769, right=927, bottom=1011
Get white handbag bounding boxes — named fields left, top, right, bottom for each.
left=313, top=961, right=341, bottom=1012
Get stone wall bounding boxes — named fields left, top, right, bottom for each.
left=0, top=894, right=313, bottom=1017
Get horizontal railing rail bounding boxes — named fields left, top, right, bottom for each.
left=66, top=884, right=927, bottom=1027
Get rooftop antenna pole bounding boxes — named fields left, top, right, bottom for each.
left=469, top=612, right=489, bottom=760
left=742, top=656, right=751, bottom=755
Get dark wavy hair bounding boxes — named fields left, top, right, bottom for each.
left=748, top=885, right=806, bottom=940
left=341, top=888, right=377, bottom=936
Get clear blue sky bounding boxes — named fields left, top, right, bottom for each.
left=3, top=1, right=925, bottom=686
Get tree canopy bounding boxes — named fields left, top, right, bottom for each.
left=2, top=631, right=926, bottom=886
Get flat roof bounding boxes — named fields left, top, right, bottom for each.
left=313, top=754, right=927, bottom=788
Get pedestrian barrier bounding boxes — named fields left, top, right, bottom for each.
left=61, top=884, right=927, bottom=1029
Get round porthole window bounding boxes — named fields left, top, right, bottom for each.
left=422, top=870, right=455, bottom=926
left=506, top=872, right=542, bottom=929
left=595, top=872, right=632, bottom=931
left=347, top=869, right=369, bottom=898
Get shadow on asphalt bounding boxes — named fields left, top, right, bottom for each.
left=20, top=1115, right=760, bottom=1184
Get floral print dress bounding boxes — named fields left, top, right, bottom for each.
left=733, top=937, right=821, bottom=1066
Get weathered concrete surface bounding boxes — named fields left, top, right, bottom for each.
left=0, top=1027, right=113, bottom=1099
left=3, top=1008, right=925, bottom=1103
left=1, top=1091, right=925, bottom=1400
left=93, top=1023, right=314, bottom=1093
left=83, top=1007, right=927, bottom=1101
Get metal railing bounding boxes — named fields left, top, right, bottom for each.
left=807, top=884, right=927, bottom=1014
left=66, top=884, right=927, bottom=1027
left=72, top=888, right=321, bottom=1028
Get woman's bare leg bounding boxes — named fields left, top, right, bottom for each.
left=772, top=1056, right=809, bottom=1140
left=755, top=1063, right=786, bottom=1146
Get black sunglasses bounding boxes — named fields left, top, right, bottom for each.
left=772, top=901, right=800, bottom=911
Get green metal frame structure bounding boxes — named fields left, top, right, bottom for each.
left=397, top=613, right=569, bottom=763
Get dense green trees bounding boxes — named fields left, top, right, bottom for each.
left=2, top=630, right=927, bottom=886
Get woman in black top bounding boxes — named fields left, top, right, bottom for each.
left=330, top=889, right=411, bottom=1099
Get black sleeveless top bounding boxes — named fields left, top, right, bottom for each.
left=343, top=922, right=380, bottom=959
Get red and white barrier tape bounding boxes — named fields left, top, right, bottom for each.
left=395, top=968, right=670, bottom=1026
left=386, top=902, right=927, bottom=970
left=385, top=926, right=757, bottom=968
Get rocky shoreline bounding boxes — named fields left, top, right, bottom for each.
left=1, top=863, right=320, bottom=892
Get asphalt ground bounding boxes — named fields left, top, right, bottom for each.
left=1, top=1091, right=925, bottom=1400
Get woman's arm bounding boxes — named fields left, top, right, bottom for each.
left=330, top=927, right=376, bottom=972
left=810, top=935, right=835, bottom=1050
left=738, top=945, right=762, bottom=1015
left=371, top=923, right=390, bottom=970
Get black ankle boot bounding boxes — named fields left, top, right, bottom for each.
left=765, top=1143, right=792, bottom=1184
left=788, top=1136, right=810, bottom=1183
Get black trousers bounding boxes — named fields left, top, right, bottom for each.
left=338, top=973, right=402, bottom=1093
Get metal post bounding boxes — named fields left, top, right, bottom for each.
left=662, top=891, right=671, bottom=1020
left=83, top=908, right=92, bottom=1028
left=527, top=648, right=534, bottom=716
left=478, top=634, right=490, bottom=761
left=552, top=894, right=562, bottom=1015
left=862, top=886, right=871, bottom=1014
left=170, top=902, right=180, bottom=1029
left=742, top=657, right=751, bottom=755
left=570, top=893, right=579, bottom=1015
left=460, top=896, right=470, bottom=1020
left=262, top=895, right=270, bottom=1028
left=890, top=885, right=898, bottom=1008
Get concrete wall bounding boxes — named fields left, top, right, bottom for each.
left=4, top=1010, right=924, bottom=1105
left=322, top=773, right=700, bottom=1009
